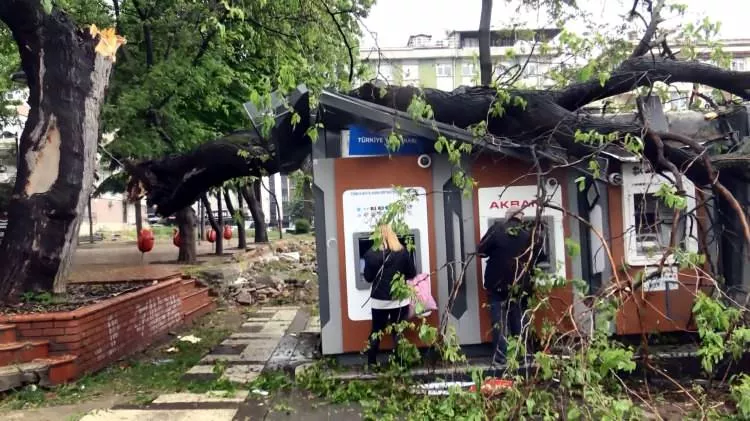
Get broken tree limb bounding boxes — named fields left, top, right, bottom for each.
left=126, top=89, right=311, bottom=217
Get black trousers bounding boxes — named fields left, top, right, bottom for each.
left=367, top=305, right=409, bottom=365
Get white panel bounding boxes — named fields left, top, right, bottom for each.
left=342, top=187, right=430, bottom=321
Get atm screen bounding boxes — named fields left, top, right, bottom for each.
left=354, top=231, right=421, bottom=290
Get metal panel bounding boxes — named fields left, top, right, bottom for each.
left=312, top=157, right=343, bottom=354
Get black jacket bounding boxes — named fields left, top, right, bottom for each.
left=477, top=218, right=545, bottom=300
left=363, top=248, right=417, bottom=301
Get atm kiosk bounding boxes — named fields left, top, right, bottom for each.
left=312, top=90, right=580, bottom=356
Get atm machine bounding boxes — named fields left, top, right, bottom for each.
left=477, top=184, right=567, bottom=280
left=341, top=187, right=431, bottom=322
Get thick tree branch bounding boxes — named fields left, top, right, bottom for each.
left=556, top=56, right=750, bottom=111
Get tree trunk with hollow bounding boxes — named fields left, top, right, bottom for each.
left=175, top=206, right=196, bottom=263
left=0, top=3, right=114, bottom=302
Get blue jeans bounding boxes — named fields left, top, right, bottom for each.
left=489, top=294, right=524, bottom=362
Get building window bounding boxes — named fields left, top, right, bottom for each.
left=375, top=63, right=393, bottom=82
left=461, top=62, right=476, bottom=77
left=401, top=64, right=419, bottom=82
left=462, top=37, right=479, bottom=48
left=436, top=63, right=453, bottom=77
left=523, top=62, right=539, bottom=76
left=731, top=58, right=746, bottom=71
left=621, top=163, right=697, bottom=265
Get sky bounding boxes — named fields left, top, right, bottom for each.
left=360, top=0, right=748, bottom=48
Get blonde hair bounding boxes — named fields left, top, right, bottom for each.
left=378, top=224, right=403, bottom=252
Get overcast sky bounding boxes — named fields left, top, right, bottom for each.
left=360, top=0, right=748, bottom=48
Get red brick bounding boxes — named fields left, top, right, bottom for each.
left=42, top=328, right=65, bottom=336
left=22, top=329, right=43, bottom=336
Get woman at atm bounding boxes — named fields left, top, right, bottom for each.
left=362, top=223, right=417, bottom=367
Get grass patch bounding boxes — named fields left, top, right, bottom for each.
left=0, top=307, right=244, bottom=411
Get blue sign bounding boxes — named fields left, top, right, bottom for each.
left=346, top=125, right=434, bottom=157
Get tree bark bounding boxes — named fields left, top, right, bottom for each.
left=241, top=182, right=268, bottom=243
left=216, top=190, right=224, bottom=254
left=200, top=194, right=222, bottom=255
left=0, top=2, right=114, bottom=302
left=134, top=198, right=143, bottom=233
left=478, top=0, right=493, bottom=86
left=175, top=206, right=196, bottom=263
left=235, top=186, right=247, bottom=249
left=223, top=187, right=246, bottom=250
left=87, top=196, right=94, bottom=244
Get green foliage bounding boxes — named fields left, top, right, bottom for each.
left=100, top=0, right=372, bottom=164
left=654, top=183, right=688, bottom=210
left=293, top=218, right=311, bottom=234
left=731, top=374, right=750, bottom=420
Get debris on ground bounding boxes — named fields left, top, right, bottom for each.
left=178, top=335, right=202, bottom=344
left=195, top=239, right=317, bottom=306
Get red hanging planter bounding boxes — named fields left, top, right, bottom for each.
left=172, top=228, right=181, bottom=247
left=137, top=229, right=154, bottom=253
left=206, top=229, right=216, bottom=243
left=223, top=225, right=232, bottom=240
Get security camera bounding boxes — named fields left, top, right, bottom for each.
left=545, top=177, right=559, bottom=189
left=417, top=154, right=432, bottom=169
left=608, top=172, right=623, bottom=186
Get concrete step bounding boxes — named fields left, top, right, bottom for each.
left=0, top=324, right=16, bottom=344
left=0, top=354, right=77, bottom=392
left=0, top=340, right=49, bottom=366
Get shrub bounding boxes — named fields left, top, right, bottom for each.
left=294, top=218, right=311, bottom=234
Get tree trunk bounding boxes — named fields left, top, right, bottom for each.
left=478, top=0, right=493, bottom=86
left=0, top=3, right=114, bottom=302
left=242, top=182, right=268, bottom=243
left=175, top=206, right=196, bottom=263
left=200, top=194, right=222, bottom=255
left=234, top=187, right=247, bottom=249
left=134, top=198, right=143, bottom=233
left=223, top=188, right=246, bottom=250
left=87, top=196, right=94, bottom=243
left=216, top=191, right=224, bottom=254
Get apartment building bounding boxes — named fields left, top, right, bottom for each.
left=360, top=28, right=750, bottom=112
left=359, top=28, right=564, bottom=91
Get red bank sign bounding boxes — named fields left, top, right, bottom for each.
left=488, top=199, right=538, bottom=210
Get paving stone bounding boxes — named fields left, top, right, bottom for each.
left=239, top=343, right=278, bottom=363
left=220, top=338, right=257, bottom=347
left=153, top=391, right=249, bottom=404
left=222, top=364, right=263, bottom=384
left=200, top=354, right=246, bottom=364
left=260, top=321, right=290, bottom=336
left=186, top=365, right=215, bottom=375
left=270, top=309, right=298, bottom=322
left=229, top=332, right=282, bottom=341
left=80, top=409, right=239, bottom=421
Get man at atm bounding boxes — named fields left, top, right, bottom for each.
left=477, top=207, right=546, bottom=365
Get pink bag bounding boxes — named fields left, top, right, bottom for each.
left=407, top=273, right=438, bottom=319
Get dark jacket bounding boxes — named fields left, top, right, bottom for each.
left=477, top=218, right=545, bottom=300
left=363, top=248, right=417, bottom=301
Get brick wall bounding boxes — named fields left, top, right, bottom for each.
left=0, top=278, right=183, bottom=375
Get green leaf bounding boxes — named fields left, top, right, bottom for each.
left=42, top=0, right=53, bottom=14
